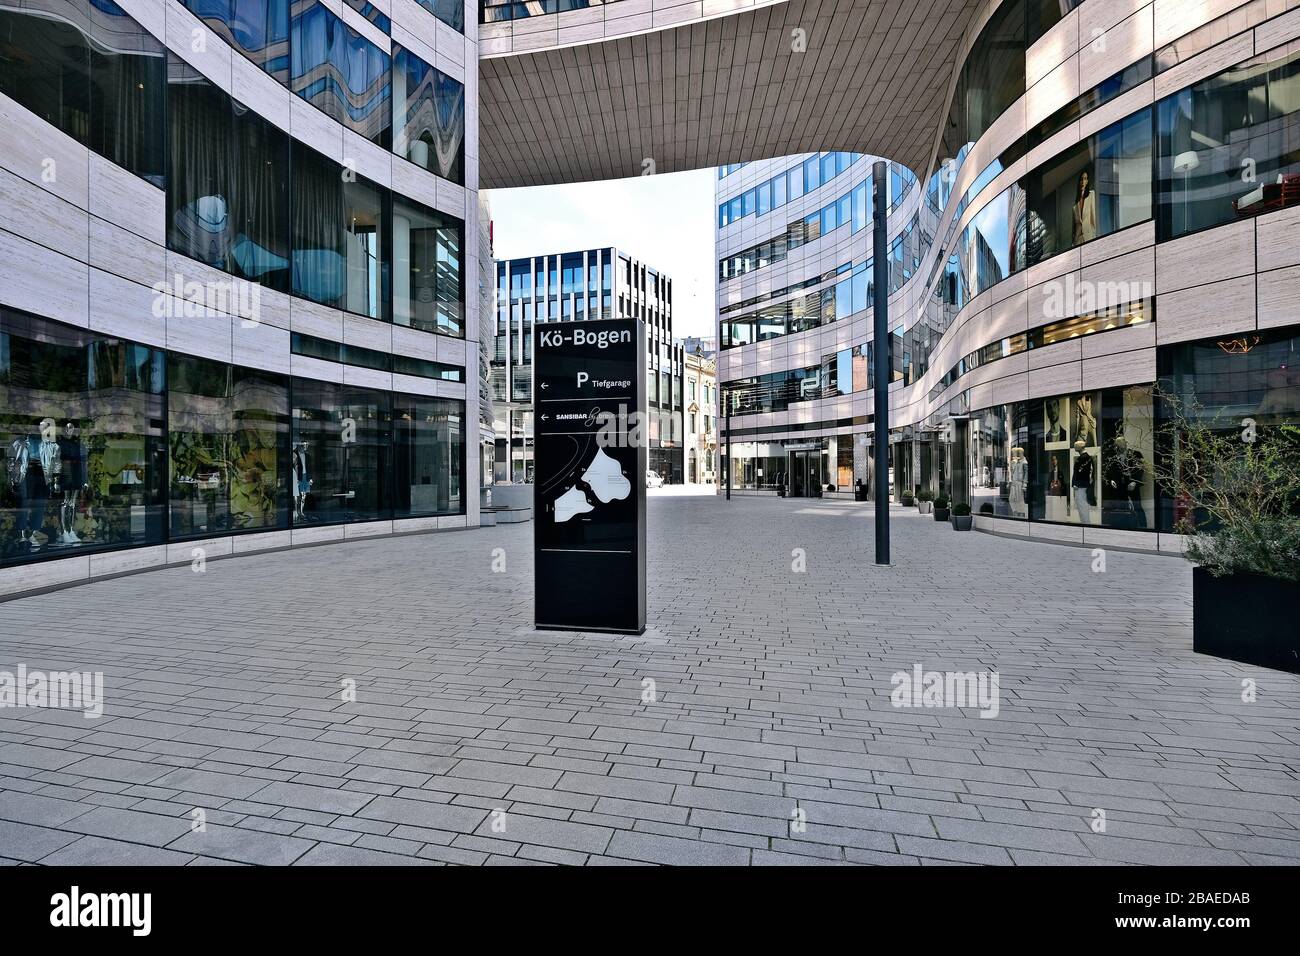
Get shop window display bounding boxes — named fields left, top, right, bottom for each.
left=1, top=310, right=165, bottom=566
left=1029, top=388, right=1155, bottom=529
left=167, top=354, right=290, bottom=539
left=290, top=380, right=391, bottom=525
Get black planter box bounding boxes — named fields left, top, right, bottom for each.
left=1193, top=567, right=1300, bottom=674
left=951, top=514, right=972, bottom=530
left=933, top=507, right=949, bottom=521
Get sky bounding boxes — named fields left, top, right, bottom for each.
left=485, top=168, right=718, bottom=340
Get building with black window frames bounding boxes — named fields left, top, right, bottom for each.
left=490, top=248, right=684, bottom=485
left=0, top=0, right=484, bottom=597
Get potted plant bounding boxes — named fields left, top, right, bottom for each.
left=1154, top=391, right=1300, bottom=673
left=933, top=495, right=949, bottom=521
left=900, top=491, right=914, bottom=506
left=951, top=502, right=973, bottom=530
left=917, top=488, right=934, bottom=514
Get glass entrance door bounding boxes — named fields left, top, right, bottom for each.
left=788, top=449, right=822, bottom=497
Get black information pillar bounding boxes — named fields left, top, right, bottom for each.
left=533, top=317, right=647, bottom=634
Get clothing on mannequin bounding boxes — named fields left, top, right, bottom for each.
left=1106, top=435, right=1148, bottom=528
left=57, top=421, right=84, bottom=545
left=292, top=442, right=311, bottom=520
left=1071, top=439, right=1096, bottom=524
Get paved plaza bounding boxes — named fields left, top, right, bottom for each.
left=1, top=496, right=1298, bottom=866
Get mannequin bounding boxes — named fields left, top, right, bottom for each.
left=1106, top=433, right=1148, bottom=528
left=57, top=421, right=84, bottom=545
left=292, top=442, right=311, bottom=521
left=1072, top=171, right=1098, bottom=245
left=7, top=418, right=61, bottom=551
left=1009, top=446, right=1028, bottom=515
left=1071, top=438, right=1096, bottom=524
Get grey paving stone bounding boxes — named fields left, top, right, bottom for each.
left=59, top=806, right=194, bottom=846
left=294, top=843, right=437, bottom=866
left=40, top=835, right=196, bottom=866
left=247, top=781, right=376, bottom=816
left=166, top=825, right=314, bottom=865
left=473, top=812, right=613, bottom=854
left=0, top=496, right=1297, bottom=866
left=605, top=830, right=750, bottom=866
left=356, top=795, right=488, bottom=833
left=0, top=819, right=82, bottom=862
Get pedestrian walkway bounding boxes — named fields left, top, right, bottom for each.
left=1, top=496, right=1297, bottom=865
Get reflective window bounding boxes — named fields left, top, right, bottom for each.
left=1156, top=46, right=1300, bottom=239
left=291, top=1, right=390, bottom=147
left=89, top=0, right=166, bottom=184
left=0, top=310, right=165, bottom=566
left=393, top=396, right=464, bottom=517
left=167, top=354, right=290, bottom=538
left=230, top=99, right=291, bottom=292
left=0, top=1, right=90, bottom=143
left=167, top=58, right=235, bottom=270
left=1023, top=108, right=1152, bottom=264
left=290, top=380, right=391, bottom=524
left=389, top=200, right=464, bottom=333
left=290, top=139, right=346, bottom=308
left=185, top=0, right=291, bottom=84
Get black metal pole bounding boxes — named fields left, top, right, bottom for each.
left=724, top=386, right=731, bottom=500
left=872, top=160, right=891, bottom=565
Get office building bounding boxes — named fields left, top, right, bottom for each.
left=490, top=248, right=684, bottom=483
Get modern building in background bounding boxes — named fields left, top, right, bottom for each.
left=490, top=248, right=684, bottom=483
left=0, top=0, right=481, bottom=593
left=715, top=0, right=1300, bottom=554
left=683, top=342, right=717, bottom=487
left=716, top=152, right=921, bottom=498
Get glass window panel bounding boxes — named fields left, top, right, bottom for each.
left=291, top=380, right=391, bottom=524
left=167, top=57, right=235, bottom=270
left=392, top=45, right=464, bottom=184
left=89, top=0, right=165, bottom=184
left=804, top=156, right=820, bottom=192
left=290, top=139, right=346, bottom=308
left=229, top=99, right=291, bottom=292
left=0, top=2, right=91, bottom=143
left=342, top=174, right=387, bottom=320
left=393, top=395, right=463, bottom=517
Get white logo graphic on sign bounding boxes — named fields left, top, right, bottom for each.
left=555, top=486, right=594, bottom=522
left=582, top=448, right=631, bottom=503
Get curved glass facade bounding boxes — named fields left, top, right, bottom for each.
left=717, top=0, right=1300, bottom=542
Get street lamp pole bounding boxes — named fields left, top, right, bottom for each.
left=724, top=385, right=732, bottom=501
left=872, top=160, right=891, bottom=565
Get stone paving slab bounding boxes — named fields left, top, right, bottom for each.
left=1, top=496, right=1299, bottom=865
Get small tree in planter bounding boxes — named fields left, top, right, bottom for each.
left=917, top=488, right=934, bottom=514
left=933, top=495, right=950, bottom=521
left=951, top=502, right=973, bottom=530
left=900, top=490, right=914, bottom=506
left=1154, top=391, right=1300, bottom=673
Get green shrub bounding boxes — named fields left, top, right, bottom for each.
left=952, top=503, right=971, bottom=517
left=917, top=489, right=934, bottom=501
left=1154, top=389, right=1300, bottom=583
left=934, top=495, right=949, bottom=508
